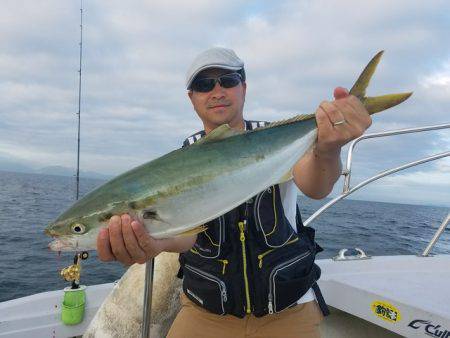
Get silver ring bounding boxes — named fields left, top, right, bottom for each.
left=333, top=119, right=346, bottom=126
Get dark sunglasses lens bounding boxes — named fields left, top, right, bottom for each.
left=219, top=74, right=241, bottom=88
left=191, top=78, right=216, bottom=92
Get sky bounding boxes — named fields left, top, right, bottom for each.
left=0, top=0, right=449, bottom=207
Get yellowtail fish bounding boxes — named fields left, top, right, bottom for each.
left=45, top=51, right=412, bottom=251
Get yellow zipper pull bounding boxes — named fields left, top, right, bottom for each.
left=218, top=259, right=228, bottom=275
left=256, top=237, right=300, bottom=269
left=257, top=248, right=275, bottom=269
left=238, top=221, right=245, bottom=241
left=258, top=255, right=263, bottom=268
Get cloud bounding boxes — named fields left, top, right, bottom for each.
left=420, top=59, right=450, bottom=88
left=0, top=0, right=449, bottom=205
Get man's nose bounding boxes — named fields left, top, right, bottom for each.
left=210, top=82, right=225, bottom=99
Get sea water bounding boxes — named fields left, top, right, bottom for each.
left=0, top=170, right=448, bottom=302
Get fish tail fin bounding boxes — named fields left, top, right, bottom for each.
left=350, top=51, right=412, bottom=115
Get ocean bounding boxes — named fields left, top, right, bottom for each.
left=0, top=170, right=448, bottom=303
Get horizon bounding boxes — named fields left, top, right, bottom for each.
left=1, top=168, right=447, bottom=209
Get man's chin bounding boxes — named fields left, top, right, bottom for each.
left=209, top=111, right=233, bottom=124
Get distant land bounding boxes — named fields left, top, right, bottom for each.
left=34, top=166, right=111, bottom=180
left=0, top=160, right=448, bottom=209
left=0, top=159, right=111, bottom=180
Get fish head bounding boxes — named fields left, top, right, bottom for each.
left=45, top=214, right=101, bottom=252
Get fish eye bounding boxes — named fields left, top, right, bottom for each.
left=71, top=223, right=86, bottom=234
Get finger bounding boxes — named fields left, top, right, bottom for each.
left=315, top=103, right=334, bottom=136
left=334, top=96, right=371, bottom=136
left=121, top=214, right=147, bottom=264
left=131, top=220, right=162, bottom=258
left=322, top=100, right=358, bottom=146
left=108, top=215, right=133, bottom=265
left=346, top=95, right=372, bottom=127
left=97, top=227, right=115, bottom=262
left=335, top=101, right=365, bottom=137
left=333, top=87, right=349, bottom=100
left=320, top=101, right=346, bottom=127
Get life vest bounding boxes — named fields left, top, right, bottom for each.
left=179, top=120, right=328, bottom=318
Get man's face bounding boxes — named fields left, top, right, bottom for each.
left=188, top=68, right=246, bottom=132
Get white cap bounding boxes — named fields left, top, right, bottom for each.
left=185, top=47, right=244, bottom=89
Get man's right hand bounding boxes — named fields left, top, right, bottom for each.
left=97, top=214, right=197, bottom=265
left=97, top=214, right=164, bottom=265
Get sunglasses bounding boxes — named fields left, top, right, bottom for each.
left=190, top=72, right=243, bottom=93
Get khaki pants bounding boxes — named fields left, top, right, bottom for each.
left=167, top=294, right=323, bottom=338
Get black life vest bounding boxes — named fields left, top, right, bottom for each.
left=179, top=120, right=328, bottom=318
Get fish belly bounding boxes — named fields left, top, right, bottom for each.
left=148, top=130, right=317, bottom=238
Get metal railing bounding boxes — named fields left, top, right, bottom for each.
left=141, top=259, right=155, bottom=338
left=303, top=122, right=450, bottom=257
left=422, top=212, right=450, bottom=256
left=141, top=122, right=450, bottom=337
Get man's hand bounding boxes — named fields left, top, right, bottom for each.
left=97, top=214, right=197, bottom=265
left=314, top=87, right=372, bottom=157
left=293, top=87, right=372, bottom=199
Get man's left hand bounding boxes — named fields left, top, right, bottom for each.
left=314, top=87, right=372, bottom=157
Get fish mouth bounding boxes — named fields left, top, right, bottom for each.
left=47, top=230, right=98, bottom=252
left=48, top=237, right=78, bottom=252
left=45, top=226, right=78, bottom=251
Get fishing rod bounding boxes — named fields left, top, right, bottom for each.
left=75, top=0, right=83, bottom=200
left=58, top=0, right=87, bottom=326
left=70, top=3, right=156, bottom=334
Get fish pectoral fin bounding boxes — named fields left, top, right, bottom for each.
left=128, top=196, right=157, bottom=210
left=176, top=225, right=208, bottom=237
left=195, top=124, right=245, bottom=145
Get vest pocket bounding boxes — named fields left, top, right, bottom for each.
left=190, top=216, right=225, bottom=259
left=253, top=185, right=295, bottom=248
left=183, top=264, right=228, bottom=315
left=267, top=251, right=314, bottom=314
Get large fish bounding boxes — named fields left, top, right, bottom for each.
left=45, top=51, right=411, bottom=251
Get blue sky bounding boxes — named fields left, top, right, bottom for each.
left=0, top=0, right=449, bottom=206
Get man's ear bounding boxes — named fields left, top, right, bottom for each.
left=242, top=82, right=247, bottom=96
left=188, top=90, right=193, bottom=102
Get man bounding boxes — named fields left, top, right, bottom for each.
left=97, top=47, right=371, bottom=337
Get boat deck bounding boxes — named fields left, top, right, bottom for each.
left=0, top=282, right=113, bottom=338
left=1, top=255, right=449, bottom=337
left=317, top=254, right=450, bottom=337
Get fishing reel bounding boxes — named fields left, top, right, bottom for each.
left=59, top=251, right=89, bottom=325
left=60, top=251, right=89, bottom=288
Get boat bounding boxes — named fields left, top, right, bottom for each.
left=0, top=122, right=448, bottom=338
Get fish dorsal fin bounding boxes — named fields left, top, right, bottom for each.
left=256, top=113, right=315, bottom=130
left=196, top=124, right=245, bottom=145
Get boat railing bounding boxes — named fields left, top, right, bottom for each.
left=303, top=122, right=450, bottom=257
left=140, top=122, right=450, bottom=337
